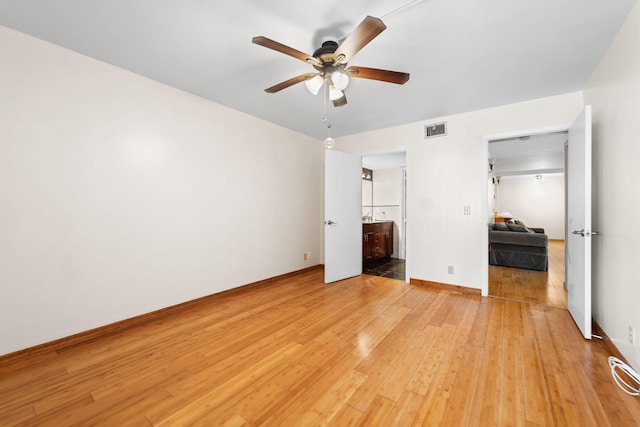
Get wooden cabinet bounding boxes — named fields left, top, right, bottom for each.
left=362, top=221, right=393, bottom=264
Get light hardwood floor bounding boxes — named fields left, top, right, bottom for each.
left=489, top=240, right=567, bottom=308
left=1, top=267, right=639, bottom=426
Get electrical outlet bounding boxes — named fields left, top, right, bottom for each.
left=629, top=325, right=635, bottom=345
left=448, top=266, right=454, bottom=275
left=303, top=252, right=308, bottom=261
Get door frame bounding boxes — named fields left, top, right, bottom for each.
left=481, top=124, right=571, bottom=296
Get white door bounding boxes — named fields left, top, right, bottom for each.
left=566, top=105, right=593, bottom=339
left=324, top=149, right=362, bottom=283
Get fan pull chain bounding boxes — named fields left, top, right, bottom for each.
left=323, top=78, right=331, bottom=135
left=323, top=80, right=335, bottom=149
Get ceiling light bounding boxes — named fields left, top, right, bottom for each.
left=330, top=71, right=349, bottom=91
left=329, top=86, right=344, bottom=101
left=305, top=75, right=323, bottom=95
left=324, top=137, right=335, bottom=149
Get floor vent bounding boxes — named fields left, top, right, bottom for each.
left=424, top=121, right=447, bottom=139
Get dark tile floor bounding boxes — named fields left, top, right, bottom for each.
left=363, top=258, right=406, bottom=281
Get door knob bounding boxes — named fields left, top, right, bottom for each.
left=572, top=229, right=600, bottom=236
left=325, top=220, right=337, bottom=226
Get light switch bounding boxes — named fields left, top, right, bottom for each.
left=464, top=206, right=471, bottom=215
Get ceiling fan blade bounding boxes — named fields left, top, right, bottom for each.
left=252, top=36, right=320, bottom=66
left=264, top=73, right=319, bottom=93
left=333, top=94, right=347, bottom=107
left=333, top=16, right=386, bottom=64
left=346, top=66, right=410, bottom=85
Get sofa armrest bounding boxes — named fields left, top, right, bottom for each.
left=529, top=227, right=545, bottom=234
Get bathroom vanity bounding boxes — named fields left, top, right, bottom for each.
left=362, top=221, right=393, bottom=264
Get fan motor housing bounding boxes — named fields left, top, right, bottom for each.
left=313, top=41, right=339, bottom=65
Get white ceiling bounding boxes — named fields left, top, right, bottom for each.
left=489, top=131, right=568, bottom=176
left=0, top=0, right=635, bottom=140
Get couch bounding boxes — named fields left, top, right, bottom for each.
left=488, top=221, right=548, bottom=272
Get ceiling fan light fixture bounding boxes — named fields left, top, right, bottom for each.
left=304, top=75, right=323, bottom=95
left=330, top=71, right=349, bottom=91
left=329, top=86, right=345, bottom=101
left=253, top=15, right=409, bottom=104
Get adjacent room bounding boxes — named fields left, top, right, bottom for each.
left=488, top=132, right=568, bottom=308
left=361, top=152, right=407, bottom=281
left=1, top=0, right=639, bottom=425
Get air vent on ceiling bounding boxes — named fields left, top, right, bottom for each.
left=424, top=121, right=447, bottom=139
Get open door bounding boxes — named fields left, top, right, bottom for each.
left=324, top=150, right=362, bottom=283
left=566, top=105, right=593, bottom=339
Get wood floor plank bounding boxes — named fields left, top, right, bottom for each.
left=530, top=306, right=581, bottom=426
left=326, top=404, right=363, bottom=426
left=478, top=345, right=504, bottom=427
left=222, top=413, right=246, bottom=427
left=257, top=350, right=362, bottom=425
left=547, top=307, right=614, bottom=426
left=296, top=369, right=367, bottom=425
left=519, top=335, right=554, bottom=426
left=153, top=341, right=302, bottom=426
left=356, top=394, right=397, bottom=426
left=489, top=240, right=567, bottom=308
left=17, top=394, right=98, bottom=426
left=497, top=301, right=526, bottom=426
left=348, top=303, right=412, bottom=365
left=437, top=345, right=484, bottom=426
left=1, top=269, right=638, bottom=426
left=382, top=390, right=423, bottom=426
left=406, top=323, right=454, bottom=397
left=416, top=296, right=482, bottom=426
left=349, top=308, right=443, bottom=411
left=261, top=347, right=360, bottom=413
left=0, top=402, right=35, bottom=425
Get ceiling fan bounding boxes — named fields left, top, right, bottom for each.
left=252, top=16, right=410, bottom=107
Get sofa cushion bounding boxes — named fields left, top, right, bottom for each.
left=492, top=222, right=509, bottom=231
left=507, top=223, right=529, bottom=232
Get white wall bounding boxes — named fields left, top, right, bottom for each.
left=496, top=175, right=565, bottom=239
left=338, top=92, right=584, bottom=290
left=584, top=1, right=640, bottom=370
left=372, top=168, right=403, bottom=258
left=0, top=26, right=323, bottom=356
left=362, top=179, right=373, bottom=214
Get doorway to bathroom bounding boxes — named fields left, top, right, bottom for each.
left=361, top=151, right=407, bottom=281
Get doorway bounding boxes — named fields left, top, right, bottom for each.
left=486, top=131, right=568, bottom=308
left=361, top=151, right=407, bottom=281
